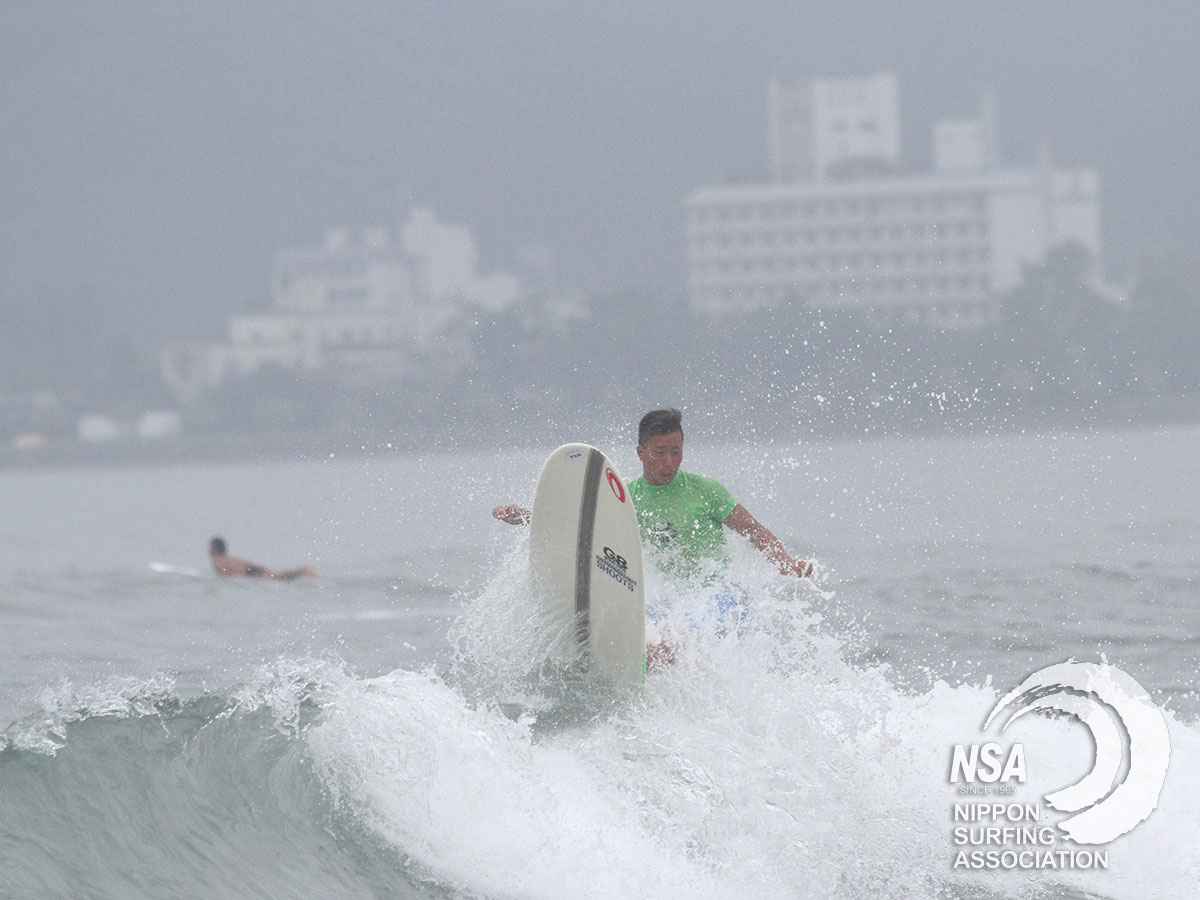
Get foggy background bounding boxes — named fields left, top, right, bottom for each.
left=2, top=1, right=1198, bottom=458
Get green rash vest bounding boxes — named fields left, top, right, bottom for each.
left=627, top=470, right=738, bottom=575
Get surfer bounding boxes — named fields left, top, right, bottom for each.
left=627, top=407, right=813, bottom=579
left=492, top=408, right=814, bottom=579
left=208, top=536, right=317, bottom=580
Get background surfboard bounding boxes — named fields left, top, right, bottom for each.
left=529, top=443, right=645, bottom=688
left=149, top=561, right=206, bottom=578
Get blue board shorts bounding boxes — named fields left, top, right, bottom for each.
left=647, top=586, right=748, bottom=638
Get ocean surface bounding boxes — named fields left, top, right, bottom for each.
left=1, top=424, right=1197, bottom=899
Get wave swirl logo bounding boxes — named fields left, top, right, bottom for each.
left=985, top=661, right=1170, bottom=844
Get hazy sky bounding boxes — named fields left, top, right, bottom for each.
left=3, top=1, right=1198, bottom=344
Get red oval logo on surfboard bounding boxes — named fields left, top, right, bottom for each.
left=606, top=469, right=626, bottom=503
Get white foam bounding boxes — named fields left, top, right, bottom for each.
left=296, top=542, right=1200, bottom=900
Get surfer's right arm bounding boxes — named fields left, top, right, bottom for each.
left=491, top=504, right=531, bottom=526
left=274, top=565, right=318, bottom=580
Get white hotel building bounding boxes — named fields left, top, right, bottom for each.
left=686, top=74, right=1104, bottom=327
left=161, top=207, right=521, bottom=401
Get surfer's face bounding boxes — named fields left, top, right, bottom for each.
left=638, top=432, right=683, bottom=486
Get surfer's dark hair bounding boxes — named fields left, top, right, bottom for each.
left=209, top=536, right=227, bottom=554
left=638, top=408, right=683, bottom=445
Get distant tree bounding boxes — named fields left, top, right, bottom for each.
left=1129, top=254, right=1200, bottom=390
left=0, top=285, right=103, bottom=392
left=993, top=241, right=1130, bottom=404
left=91, top=333, right=165, bottom=406
left=194, top=364, right=334, bottom=433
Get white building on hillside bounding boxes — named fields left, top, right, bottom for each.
left=688, top=75, right=1105, bottom=328
left=161, top=206, right=521, bottom=401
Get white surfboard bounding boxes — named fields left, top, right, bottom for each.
left=149, top=561, right=206, bottom=578
left=529, top=443, right=645, bottom=689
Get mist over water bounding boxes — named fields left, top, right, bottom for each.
left=2, top=4, right=1199, bottom=466
left=3, top=6, right=1199, bottom=894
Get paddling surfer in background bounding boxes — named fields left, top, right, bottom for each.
left=208, top=536, right=317, bottom=580
left=493, top=408, right=815, bottom=580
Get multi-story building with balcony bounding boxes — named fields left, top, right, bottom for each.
left=161, top=207, right=521, bottom=401
left=687, top=74, right=1104, bottom=328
